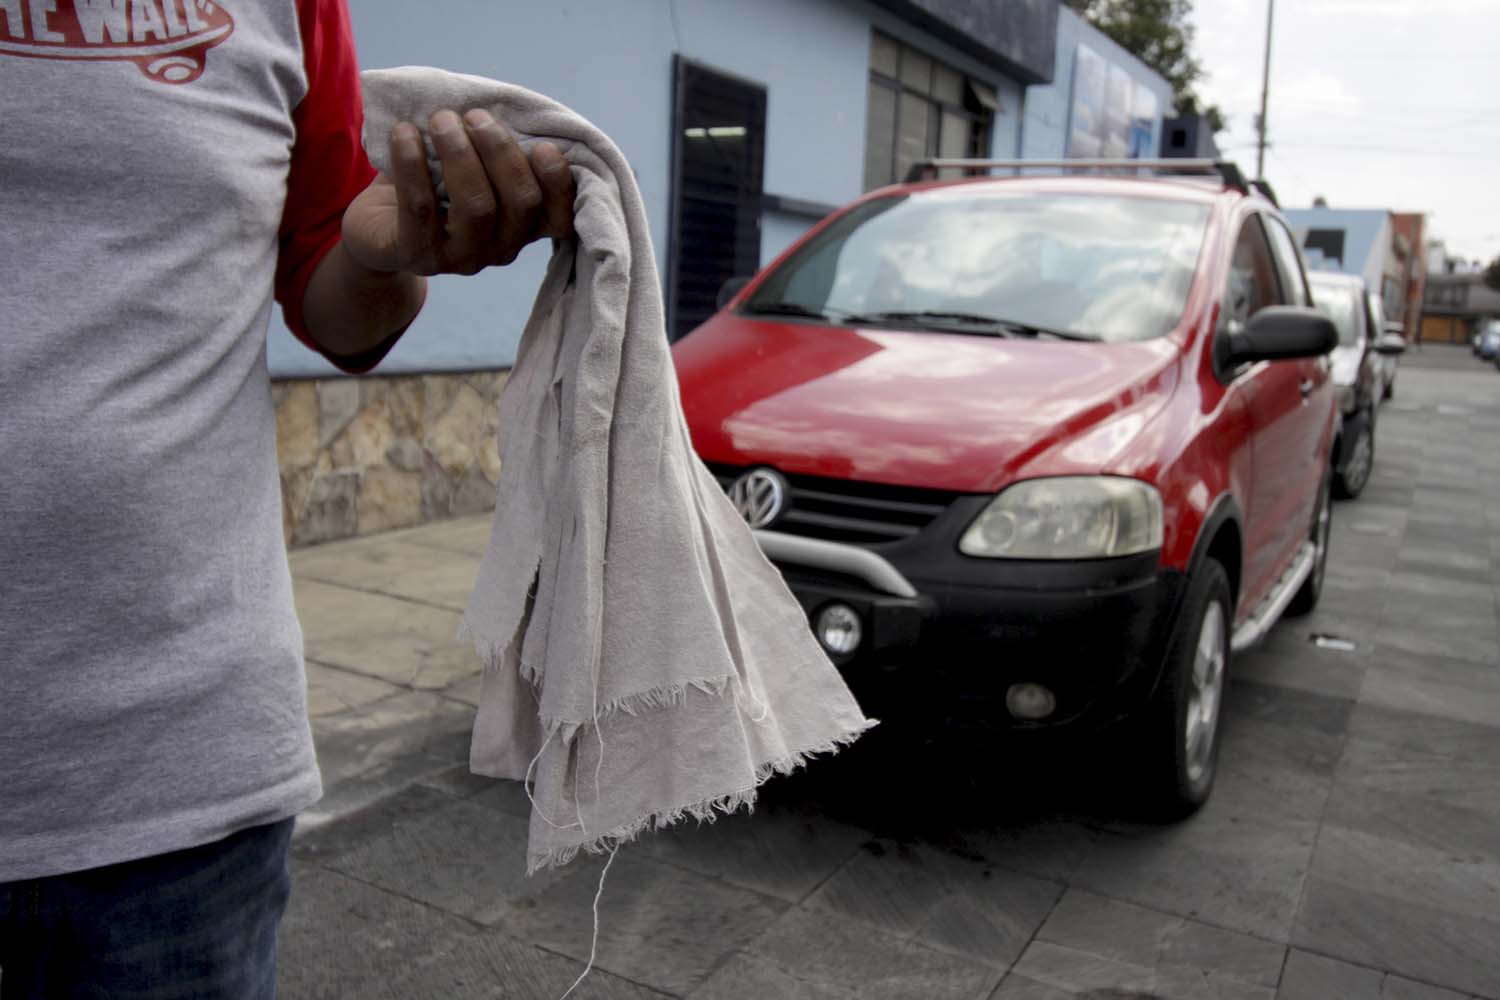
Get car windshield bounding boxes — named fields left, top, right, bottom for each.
left=743, top=190, right=1211, bottom=342
left=1309, top=281, right=1362, bottom=346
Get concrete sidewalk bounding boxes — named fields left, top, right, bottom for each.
left=280, top=345, right=1500, bottom=1000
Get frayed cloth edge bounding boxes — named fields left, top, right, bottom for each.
left=522, top=718, right=879, bottom=876
left=465, top=629, right=746, bottom=731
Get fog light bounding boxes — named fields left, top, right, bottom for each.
left=815, top=603, right=863, bottom=656
left=1006, top=683, right=1056, bottom=720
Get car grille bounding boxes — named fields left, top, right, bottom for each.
left=709, top=463, right=960, bottom=545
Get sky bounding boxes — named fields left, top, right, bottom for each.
left=1189, top=0, right=1500, bottom=265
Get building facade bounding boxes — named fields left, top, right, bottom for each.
left=1284, top=206, right=1419, bottom=334
left=1421, top=273, right=1500, bottom=344
left=273, top=0, right=1170, bottom=545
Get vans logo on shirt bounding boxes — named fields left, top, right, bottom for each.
left=0, top=0, right=234, bottom=84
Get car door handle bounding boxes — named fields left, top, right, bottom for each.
left=1300, top=378, right=1314, bottom=397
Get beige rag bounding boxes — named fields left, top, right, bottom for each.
left=361, top=67, right=875, bottom=874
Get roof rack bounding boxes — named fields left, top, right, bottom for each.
left=1248, top=178, right=1279, bottom=207
left=903, top=157, right=1250, bottom=193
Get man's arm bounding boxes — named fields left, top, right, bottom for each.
left=301, top=109, right=574, bottom=361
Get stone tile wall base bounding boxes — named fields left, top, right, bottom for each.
left=274, top=371, right=507, bottom=547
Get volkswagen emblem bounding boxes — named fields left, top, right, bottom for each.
left=728, top=468, right=789, bottom=529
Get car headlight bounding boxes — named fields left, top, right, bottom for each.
left=959, top=477, right=1163, bottom=559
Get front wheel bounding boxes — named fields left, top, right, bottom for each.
left=1333, top=408, right=1374, bottom=499
left=1138, top=557, right=1233, bottom=818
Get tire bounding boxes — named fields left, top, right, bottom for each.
left=1138, top=557, right=1233, bottom=818
left=1333, top=408, right=1374, bottom=499
left=1287, top=468, right=1332, bottom=617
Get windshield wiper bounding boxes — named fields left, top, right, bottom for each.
left=848, top=310, right=1099, bottom=341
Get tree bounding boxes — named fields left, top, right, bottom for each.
left=1484, top=257, right=1500, bottom=294
left=1064, top=0, right=1226, bottom=134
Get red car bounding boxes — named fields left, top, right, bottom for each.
left=673, top=161, right=1338, bottom=812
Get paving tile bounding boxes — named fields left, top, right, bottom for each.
left=1372, top=623, right=1496, bottom=669
left=445, top=671, right=485, bottom=706
left=327, top=796, right=568, bottom=925
left=803, top=840, right=1061, bottom=969
left=294, top=577, right=471, bottom=688
left=1009, top=939, right=1274, bottom=1000
left=397, top=513, right=496, bottom=556
left=1035, top=890, right=1284, bottom=990
left=292, top=538, right=481, bottom=612
left=1322, top=781, right=1500, bottom=861
left=294, top=782, right=461, bottom=862
left=309, top=689, right=474, bottom=788
left=277, top=862, right=479, bottom=1000
left=1231, top=642, right=1368, bottom=702
left=1071, top=812, right=1318, bottom=942
left=1380, top=976, right=1476, bottom=1000
left=1278, top=950, right=1474, bottom=999
left=305, top=660, right=403, bottom=717
left=1308, top=824, right=1500, bottom=925
left=1224, top=678, right=1353, bottom=737
left=988, top=973, right=1076, bottom=999
left=1278, top=948, right=1387, bottom=999
left=937, top=819, right=1101, bottom=884
left=1358, top=655, right=1500, bottom=729
left=1332, top=740, right=1500, bottom=827
left=467, top=776, right=537, bottom=820
left=748, top=905, right=1001, bottom=1000
left=417, top=763, right=505, bottom=800
left=377, top=929, right=672, bottom=1000
left=499, top=852, right=788, bottom=996
left=1383, top=581, right=1497, bottom=621
left=1379, top=575, right=1496, bottom=626
left=1193, top=714, right=1340, bottom=824
left=690, top=951, right=861, bottom=1000
left=635, top=801, right=865, bottom=903
left=1293, top=877, right=1500, bottom=999
left=1345, top=704, right=1500, bottom=764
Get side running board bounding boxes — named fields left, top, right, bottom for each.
left=1230, top=541, right=1315, bottom=653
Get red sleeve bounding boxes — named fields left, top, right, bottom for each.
left=274, top=0, right=390, bottom=374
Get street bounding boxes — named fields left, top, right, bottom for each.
left=280, top=345, right=1500, bottom=1000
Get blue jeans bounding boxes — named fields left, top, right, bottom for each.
left=0, top=818, right=293, bottom=1000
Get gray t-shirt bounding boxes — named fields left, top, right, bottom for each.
left=0, top=0, right=375, bottom=880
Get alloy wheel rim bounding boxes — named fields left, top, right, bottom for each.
left=1184, top=601, right=1227, bottom=786
left=1345, top=424, right=1373, bottom=493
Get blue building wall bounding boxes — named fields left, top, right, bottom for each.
left=1020, top=6, right=1171, bottom=160
left=268, top=0, right=1026, bottom=377
left=1283, top=208, right=1392, bottom=289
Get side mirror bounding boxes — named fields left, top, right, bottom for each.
left=1375, top=331, right=1407, bottom=356
left=717, top=275, right=753, bottom=310
left=1228, top=306, right=1339, bottom=364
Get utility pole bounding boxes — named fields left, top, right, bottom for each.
left=1255, top=0, right=1274, bottom=179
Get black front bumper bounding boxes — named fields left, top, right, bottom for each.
left=766, top=496, right=1187, bottom=730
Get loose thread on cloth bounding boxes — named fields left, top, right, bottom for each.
left=556, top=843, right=620, bottom=1000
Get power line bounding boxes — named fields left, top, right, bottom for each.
left=1263, top=141, right=1500, bottom=159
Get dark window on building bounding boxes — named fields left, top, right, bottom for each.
left=863, top=32, right=995, bottom=190
left=1423, top=282, right=1467, bottom=309
left=1303, top=228, right=1345, bottom=269
left=667, top=58, right=767, bottom=342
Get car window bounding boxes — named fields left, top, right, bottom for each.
left=1264, top=216, right=1312, bottom=307
left=744, top=191, right=1211, bottom=342
left=1309, top=281, right=1362, bottom=346
left=1223, top=214, right=1283, bottom=333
